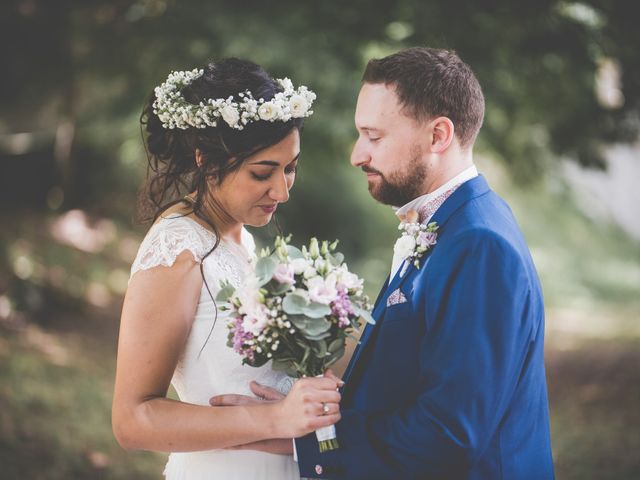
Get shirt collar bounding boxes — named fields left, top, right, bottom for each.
left=394, top=164, right=478, bottom=223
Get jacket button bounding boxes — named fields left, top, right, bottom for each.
left=315, top=464, right=323, bottom=475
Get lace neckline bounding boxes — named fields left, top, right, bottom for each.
left=159, top=213, right=253, bottom=264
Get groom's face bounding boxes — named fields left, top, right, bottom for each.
left=351, top=83, right=429, bottom=206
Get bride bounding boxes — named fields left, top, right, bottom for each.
left=112, top=58, right=341, bottom=480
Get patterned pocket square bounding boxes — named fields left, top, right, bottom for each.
left=386, top=288, right=407, bottom=307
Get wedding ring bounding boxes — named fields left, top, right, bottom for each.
left=322, top=402, right=330, bottom=415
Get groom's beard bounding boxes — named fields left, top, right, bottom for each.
left=363, top=145, right=427, bottom=207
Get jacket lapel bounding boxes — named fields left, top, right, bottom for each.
left=341, top=175, right=492, bottom=384
left=343, top=267, right=414, bottom=384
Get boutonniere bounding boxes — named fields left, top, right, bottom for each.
left=394, top=210, right=439, bottom=270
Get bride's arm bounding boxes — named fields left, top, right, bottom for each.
left=112, top=251, right=340, bottom=452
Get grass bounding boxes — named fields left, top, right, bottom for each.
left=0, top=309, right=164, bottom=479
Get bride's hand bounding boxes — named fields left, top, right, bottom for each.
left=209, top=370, right=344, bottom=439
left=273, top=374, right=342, bottom=438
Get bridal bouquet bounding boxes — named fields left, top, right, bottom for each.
left=217, top=236, right=374, bottom=452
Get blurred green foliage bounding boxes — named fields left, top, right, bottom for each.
left=2, top=0, right=639, bottom=222
left=1, top=1, right=639, bottom=478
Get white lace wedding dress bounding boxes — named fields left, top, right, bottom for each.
left=130, top=214, right=299, bottom=480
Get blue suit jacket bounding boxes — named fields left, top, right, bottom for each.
left=295, top=176, right=554, bottom=479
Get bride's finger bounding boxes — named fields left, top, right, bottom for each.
left=318, top=402, right=339, bottom=416
left=309, top=412, right=342, bottom=430
left=323, top=369, right=345, bottom=388
left=306, top=389, right=341, bottom=405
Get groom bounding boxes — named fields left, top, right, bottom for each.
left=292, top=47, right=555, bottom=479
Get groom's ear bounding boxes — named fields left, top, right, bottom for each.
left=429, top=117, right=455, bottom=154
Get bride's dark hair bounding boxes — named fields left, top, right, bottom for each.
left=139, top=58, right=305, bottom=354
left=140, top=57, right=304, bottom=228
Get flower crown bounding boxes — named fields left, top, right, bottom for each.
left=152, top=68, right=316, bottom=130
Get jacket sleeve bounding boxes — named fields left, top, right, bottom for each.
left=295, top=230, right=538, bottom=479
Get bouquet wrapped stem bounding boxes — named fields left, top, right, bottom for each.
left=218, top=236, right=374, bottom=452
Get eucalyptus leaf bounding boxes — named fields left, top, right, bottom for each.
left=283, top=294, right=309, bottom=315
left=302, top=301, right=331, bottom=318
left=272, top=358, right=296, bottom=373
left=302, top=330, right=332, bottom=341
left=354, top=306, right=376, bottom=325
left=300, top=317, right=332, bottom=336
left=286, top=245, right=304, bottom=260
left=255, top=256, right=278, bottom=286
left=215, top=282, right=236, bottom=302
left=268, top=279, right=293, bottom=296
left=325, top=347, right=345, bottom=366
left=328, top=338, right=344, bottom=353
left=313, top=340, right=328, bottom=358
left=328, top=252, right=344, bottom=266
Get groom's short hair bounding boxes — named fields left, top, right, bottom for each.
left=362, top=47, right=485, bottom=149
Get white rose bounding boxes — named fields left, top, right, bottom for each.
left=258, top=101, right=280, bottom=121
left=221, top=105, right=240, bottom=127
left=337, top=267, right=363, bottom=291
left=289, top=94, right=309, bottom=117
left=273, top=263, right=295, bottom=285
left=278, top=78, right=294, bottom=91
left=241, top=303, right=270, bottom=336
left=314, top=258, right=327, bottom=271
left=291, top=258, right=309, bottom=275
left=303, top=266, right=318, bottom=279
left=393, top=235, right=416, bottom=260
left=307, top=275, right=338, bottom=305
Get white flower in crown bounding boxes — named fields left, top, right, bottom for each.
left=220, top=104, right=240, bottom=128
left=258, top=101, right=281, bottom=121
left=394, top=209, right=439, bottom=270
left=152, top=69, right=316, bottom=131
left=289, top=94, right=309, bottom=117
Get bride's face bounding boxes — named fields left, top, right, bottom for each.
left=211, top=129, right=300, bottom=227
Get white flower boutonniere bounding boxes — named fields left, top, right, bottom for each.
left=394, top=212, right=439, bottom=269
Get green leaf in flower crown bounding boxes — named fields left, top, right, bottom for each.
left=216, top=282, right=236, bottom=302
left=255, top=256, right=278, bottom=286
left=282, top=292, right=309, bottom=315
left=302, top=301, right=331, bottom=318
left=286, top=245, right=305, bottom=260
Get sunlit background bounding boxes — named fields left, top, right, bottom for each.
left=1, top=1, right=639, bottom=478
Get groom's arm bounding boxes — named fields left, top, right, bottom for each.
left=295, top=230, right=539, bottom=479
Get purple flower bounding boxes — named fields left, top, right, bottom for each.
left=231, top=316, right=255, bottom=360
left=331, top=288, right=355, bottom=329
left=417, top=231, right=437, bottom=248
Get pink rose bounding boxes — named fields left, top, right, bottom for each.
left=273, top=263, right=295, bottom=285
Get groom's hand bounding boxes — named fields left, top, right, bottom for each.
left=250, top=381, right=285, bottom=401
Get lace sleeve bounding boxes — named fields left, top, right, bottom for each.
left=130, top=216, right=216, bottom=278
